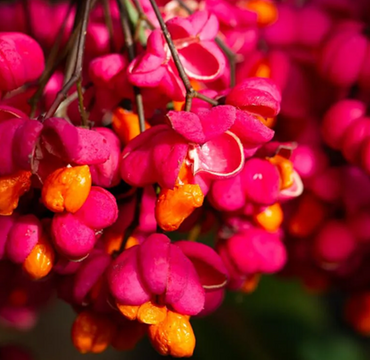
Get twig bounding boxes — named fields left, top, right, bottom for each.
left=116, top=0, right=145, bottom=132
left=76, top=79, right=89, bottom=126
left=55, top=82, right=92, bottom=120
left=44, top=0, right=92, bottom=123
left=102, top=0, right=115, bottom=52
left=132, top=0, right=156, bottom=28
left=215, top=37, right=236, bottom=87
left=131, top=0, right=156, bottom=41
left=177, top=0, right=236, bottom=87
left=176, top=0, right=191, bottom=13
left=21, top=0, right=34, bottom=40
left=149, top=0, right=218, bottom=111
left=29, top=0, right=76, bottom=117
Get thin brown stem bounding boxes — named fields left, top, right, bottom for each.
left=176, top=0, right=191, bottom=13
left=215, top=37, right=236, bottom=87
left=44, top=0, right=92, bottom=120
left=64, top=1, right=85, bottom=84
left=29, top=0, right=76, bottom=117
left=55, top=82, right=92, bottom=119
left=132, top=0, right=156, bottom=30
left=149, top=0, right=218, bottom=111
left=116, top=0, right=145, bottom=132
left=76, top=79, right=89, bottom=126
left=21, top=0, right=34, bottom=40
left=177, top=0, right=236, bottom=87
left=63, top=35, right=79, bottom=87
left=149, top=0, right=192, bottom=100
left=102, top=0, right=115, bottom=52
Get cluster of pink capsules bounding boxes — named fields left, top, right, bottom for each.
left=0, top=0, right=370, bottom=358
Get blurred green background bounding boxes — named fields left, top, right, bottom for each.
left=2, top=275, right=370, bottom=360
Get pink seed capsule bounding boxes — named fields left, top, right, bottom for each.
left=310, top=167, right=343, bottom=202
left=6, top=215, right=42, bottom=263
left=73, top=250, right=111, bottom=304
left=51, top=212, right=96, bottom=260
left=0, top=32, right=44, bottom=92
left=226, top=227, right=286, bottom=274
left=242, top=158, right=280, bottom=205
left=319, top=22, right=367, bottom=87
left=13, top=119, right=44, bottom=171
left=321, top=99, right=365, bottom=150
left=0, top=214, right=17, bottom=260
left=0, top=118, right=24, bottom=176
left=358, top=43, right=370, bottom=90
left=209, top=174, right=245, bottom=212
left=314, top=221, right=356, bottom=264
left=263, top=4, right=297, bottom=46
left=341, top=117, right=370, bottom=163
left=347, top=212, right=370, bottom=244
left=42, top=117, right=110, bottom=165
left=295, top=5, right=331, bottom=48
left=74, top=187, right=118, bottom=230
left=89, top=128, right=121, bottom=188
left=360, top=137, right=370, bottom=175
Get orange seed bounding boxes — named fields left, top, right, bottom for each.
left=243, top=0, right=278, bottom=26
left=148, top=310, right=196, bottom=357
left=101, top=227, right=124, bottom=254
left=42, top=165, right=91, bottom=213
left=112, top=108, right=150, bottom=145
left=116, top=302, right=140, bottom=321
left=288, top=194, right=326, bottom=237
left=240, top=274, right=261, bottom=294
left=71, top=311, right=116, bottom=354
left=345, top=293, right=370, bottom=335
left=0, top=170, right=32, bottom=215
left=254, top=203, right=283, bottom=232
left=137, top=301, right=167, bottom=325
left=124, top=236, right=140, bottom=250
left=23, top=235, right=55, bottom=280
left=155, top=184, right=204, bottom=232
left=268, top=154, right=294, bottom=190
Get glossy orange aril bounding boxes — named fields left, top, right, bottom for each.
left=268, top=154, right=294, bottom=190
left=42, top=165, right=91, bottom=213
left=254, top=203, right=283, bottom=232
left=148, top=310, right=196, bottom=357
left=23, top=235, right=55, bottom=280
left=71, top=311, right=116, bottom=354
left=0, top=170, right=32, bottom=215
left=156, top=184, right=204, bottom=232
left=242, top=0, right=278, bottom=26
left=112, top=108, right=150, bottom=145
